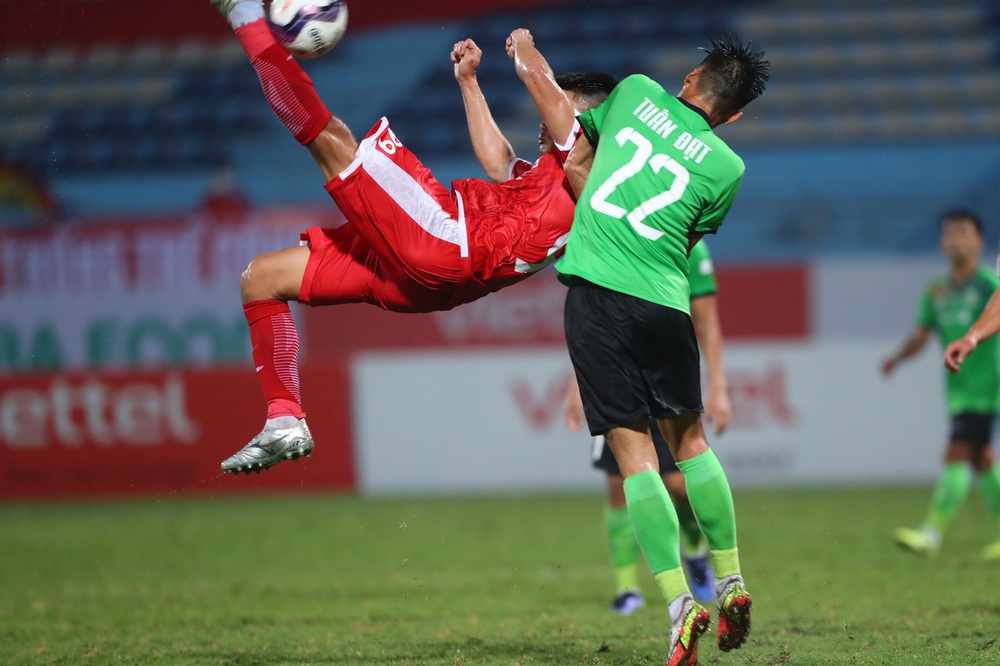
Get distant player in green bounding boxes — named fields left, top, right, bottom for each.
left=559, top=36, right=769, bottom=665
left=564, top=240, right=731, bottom=614
left=882, top=209, right=1000, bottom=560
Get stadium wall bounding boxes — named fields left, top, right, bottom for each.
left=0, top=209, right=956, bottom=499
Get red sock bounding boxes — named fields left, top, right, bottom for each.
left=234, top=19, right=333, bottom=145
left=243, top=299, right=306, bottom=419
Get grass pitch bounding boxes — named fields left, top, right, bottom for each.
left=2, top=486, right=999, bottom=665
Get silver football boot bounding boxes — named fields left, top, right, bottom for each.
left=210, top=0, right=262, bottom=19
left=221, top=419, right=315, bottom=475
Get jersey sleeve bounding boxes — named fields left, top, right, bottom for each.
left=687, top=241, right=717, bottom=298
left=508, top=158, right=534, bottom=180
left=692, top=173, right=743, bottom=235
left=917, top=284, right=936, bottom=328
left=553, top=118, right=582, bottom=155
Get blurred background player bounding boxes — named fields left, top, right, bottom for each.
left=209, top=1, right=617, bottom=475
left=882, top=209, right=1000, bottom=560
left=564, top=239, right=730, bottom=614
left=558, top=35, right=768, bottom=664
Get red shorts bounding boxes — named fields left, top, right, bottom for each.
left=298, top=117, right=470, bottom=313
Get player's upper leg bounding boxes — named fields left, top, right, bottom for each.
left=323, top=119, right=465, bottom=291
left=240, top=245, right=310, bottom=303
left=605, top=420, right=660, bottom=479
left=307, top=116, right=361, bottom=182
left=656, top=411, right=710, bottom=463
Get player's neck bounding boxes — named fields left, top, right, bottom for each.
left=950, top=258, right=978, bottom=282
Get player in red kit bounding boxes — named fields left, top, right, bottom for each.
left=209, top=0, right=617, bottom=474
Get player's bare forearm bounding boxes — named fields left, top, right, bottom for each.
left=507, top=28, right=576, bottom=147
left=882, top=326, right=930, bottom=375
left=453, top=38, right=516, bottom=182
left=458, top=78, right=516, bottom=182
left=562, top=374, right=586, bottom=433
left=565, top=138, right=594, bottom=200
left=691, top=294, right=728, bottom=432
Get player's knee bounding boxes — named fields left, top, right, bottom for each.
left=240, top=255, right=275, bottom=304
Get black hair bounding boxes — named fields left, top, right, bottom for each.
left=697, top=34, right=770, bottom=116
left=941, top=208, right=984, bottom=237
left=555, top=71, right=619, bottom=111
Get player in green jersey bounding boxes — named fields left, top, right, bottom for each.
left=558, top=35, right=768, bottom=665
left=883, top=210, right=1000, bottom=560
left=564, top=240, right=730, bottom=614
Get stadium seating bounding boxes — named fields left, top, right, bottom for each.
left=1, top=39, right=267, bottom=174
left=3, top=0, right=1000, bottom=253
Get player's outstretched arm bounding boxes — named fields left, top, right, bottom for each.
left=452, top=38, right=517, bottom=183
left=507, top=29, right=576, bottom=147
left=945, top=288, right=1000, bottom=372
left=690, top=294, right=730, bottom=435
left=881, top=326, right=930, bottom=376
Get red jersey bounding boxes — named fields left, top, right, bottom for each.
left=303, top=117, right=577, bottom=312
left=449, top=148, right=576, bottom=301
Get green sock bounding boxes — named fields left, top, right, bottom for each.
left=677, top=449, right=740, bottom=578
left=925, top=461, right=971, bottom=533
left=623, top=470, right=685, bottom=600
left=976, top=466, right=1000, bottom=520
left=605, top=506, right=641, bottom=592
left=674, top=499, right=705, bottom=553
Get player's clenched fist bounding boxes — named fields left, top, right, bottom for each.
left=506, top=28, right=534, bottom=60
left=451, top=38, right=482, bottom=82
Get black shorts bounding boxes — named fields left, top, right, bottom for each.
left=949, top=412, right=996, bottom=448
left=592, top=418, right=680, bottom=475
left=564, top=278, right=703, bottom=436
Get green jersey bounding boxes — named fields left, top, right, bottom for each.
left=687, top=240, right=717, bottom=299
left=918, top=266, right=1000, bottom=415
left=557, top=74, right=744, bottom=314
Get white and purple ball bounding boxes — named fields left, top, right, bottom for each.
left=267, top=0, right=348, bottom=59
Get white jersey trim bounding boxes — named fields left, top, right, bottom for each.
left=341, top=117, right=468, bottom=253
left=553, top=118, right=581, bottom=153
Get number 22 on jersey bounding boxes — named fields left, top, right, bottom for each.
left=589, top=128, right=690, bottom=241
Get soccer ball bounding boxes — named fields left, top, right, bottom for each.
left=267, top=0, right=349, bottom=59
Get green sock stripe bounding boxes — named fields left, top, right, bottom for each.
left=711, top=546, right=741, bottom=580
left=676, top=449, right=738, bottom=551
left=604, top=506, right=641, bottom=568
left=653, top=567, right=689, bottom=604
left=623, top=470, right=681, bottom=575
left=977, top=466, right=1000, bottom=518
left=926, top=461, right=971, bottom=532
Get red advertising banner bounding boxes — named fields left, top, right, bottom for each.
left=303, top=265, right=810, bottom=361
left=0, top=206, right=809, bottom=500
left=0, top=364, right=355, bottom=499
